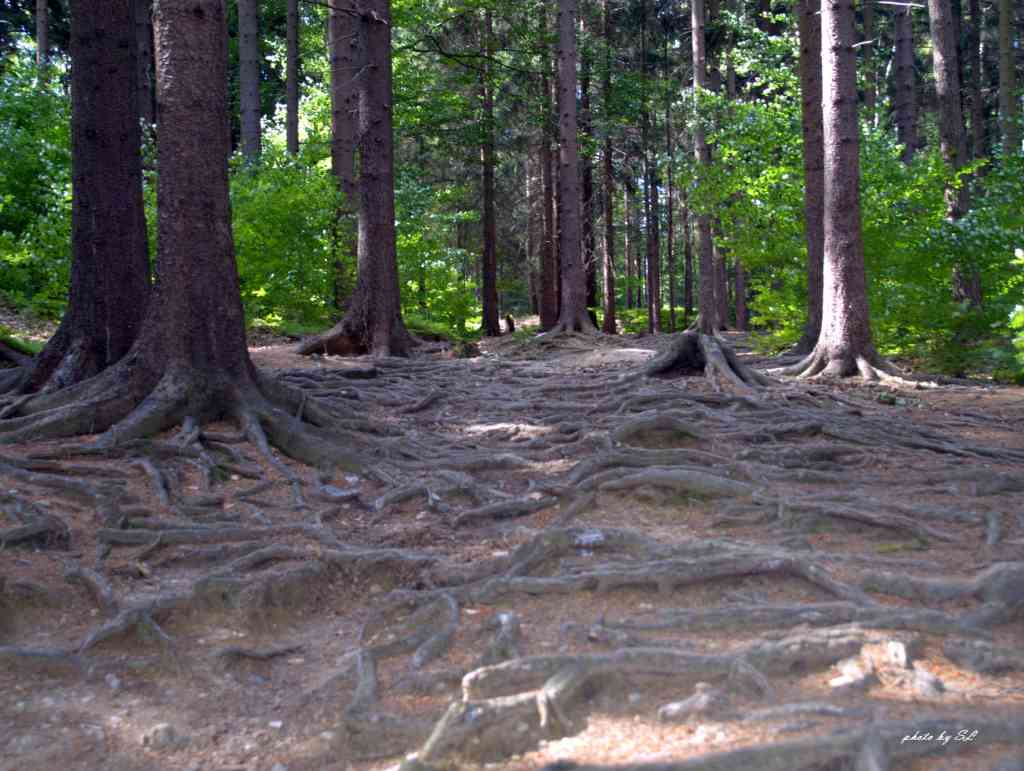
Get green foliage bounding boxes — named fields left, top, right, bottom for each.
left=0, top=325, right=42, bottom=356
left=0, top=44, right=71, bottom=318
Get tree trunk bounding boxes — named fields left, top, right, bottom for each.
left=553, top=0, right=595, bottom=333
left=665, top=40, right=676, bottom=333
left=601, top=0, right=616, bottom=334
left=286, top=0, right=300, bottom=155
left=892, top=4, right=919, bottom=163
left=22, top=0, right=150, bottom=395
left=136, top=0, right=155, bottom=128
left=35, top=0, right=48, bottom=78
left=795, top=0, right=825, bottom=352
left=624, top=182, right=634, bottom=309
left=682, top=192, right=694, bottom=322
left=539, top=10, right=558, bottom=330
left=930, top=0, right=982, bottom=305
left=328, top=1, right=359, bottom=313
left=643, top=130, right=661, bottom=334
left=967, top=0, right=984, bottom=159
left=238, top=0, right=262, bottom=161
left=581, top=14, right=597, bottom=311
left=692, top=0, right=716, bottom=336
left=527, top=148, right=541, bottom=315
left=714, top=242, right=728, bottom=330
left=300, top=0, right=410, bottom=357
left=735, top=259, right=748, bottom=331
left=784, top=0, right=890, bottom=379
left=862, top=0, right=876, bottom=125
left=999, top=0, right=1020, bottom=151
left=480, top=10, right=500, bottom=337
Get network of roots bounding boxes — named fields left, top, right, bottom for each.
left=1, top=332, right=1023, bottom=770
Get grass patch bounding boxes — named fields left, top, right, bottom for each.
left=0, top=326, right=43, bottom=355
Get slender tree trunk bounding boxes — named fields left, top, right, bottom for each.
left=286, top=0, right=300, bottom=155
left=25, top=0, right=151, bottom=394
left=862, top=0, right=877, bottom=125
left=682, top=192, right=693, bottom=322
left=136, top=0, right=155, bottom=128
left=796, top=0, right=825, bottom=352
left=328, top=1, right=359, bottom=313
left=539, top=11, right=558, bottom=330
left=692, top=0, right=716, bottom=335
left=35, top=0, right=48, bottom=79
left=665, top=41, right=676, bottom=333
left=999, top=0, right=1020, bottom=150
left=930, top=0, right=982, bottom=304
left=553, top=0, right=595, bottom=332
left=527, top=150, right=541, bottom=315
left=624, top=183, right=634, bottom=309
left=299, top=0, right=410, bottom=356
left=480, top=10, right=500, bottom=337
left=893, top=5, right=919, bottom=162
left=714, top=241, right=728, bottom=329
left=601, top=0, right=616, bottom=334
left=967, top=0, right=984, bottom=159
left=735, top=260, right=748, bottom=331
left=238, top=0, right=262, bottom=161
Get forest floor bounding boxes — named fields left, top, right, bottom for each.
left=2, top=327, right=1024, bottom=771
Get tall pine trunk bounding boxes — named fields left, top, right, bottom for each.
left=692, top=0, right=716, bottom=335
left=480, top=10, right=500, bottom=336
left=893, top=5, right=919, bottom=162
left=999, top=0, right=1019, bottom=150
left=601, top=0, right=617, bottom=334
left=796, top=0, right=825, bottom=352
left=238, top=0, right=262, bottom=161
left=286, top=0, right=299, bottom=155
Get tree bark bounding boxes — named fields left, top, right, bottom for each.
left=999, top=0, right=1020, bottom=151
left=682, top=191, right=694, bottom=322
left=527, top=147, right=541, bottom=315
left=299, top=0, right=410, bottom=357
left=795, top=0, right=825, bottom=352
left=328, top=0, right=359, bottom=313
left=967, top=0, right=984, bottom=159
left=862, top=0, right=877, bottom=125
left=601, top=0, right=616, bottom=334
left=892, top=4, right=919, bottom=163
left=581, top=14, right=597, bottom=311
left=783, top=0, right=889, bottom=378
left=23, top=0, right=150, bottom=395
left=135, top=0, right=155, bottom=128
left=539, top=10, right=558, bottom=330
left=238, top=0, right=262, bottom=161
left=35, top=0, right=48, bottom=78
left=480, top=9, right=500, bottom=337
left=624, top=181, right=634, bottom=309
left=735, top=259, right=748, bottom=331
left=692, top=0, right=716, bottom=336
left=286, top=0, right=300, bottom=155
left=553, top=0, right=595, bottom=333
left=665, top=40, right=676, bottom=333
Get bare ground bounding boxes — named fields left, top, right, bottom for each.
left=1, top=330, right=1023, bottom=771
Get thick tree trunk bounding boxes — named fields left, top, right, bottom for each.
left=286, top=0, right=299, bottom=155
left=601, top=0, right=616, bottom=334
left=23, top=0, right=150, bottom=395
left=892, top=5, right=919, bottom=163
left=479, top=10, right=500, bottom=337
left=999, top=0, right=1020, bottom=151
left=783, top=0, right=891, bottom=379
left=581, top=16, right=597, bottom=311
left=692, top=0, right=716, bottom=336
left=795, top=0, right=825, bottom=352
left=328, top=2, right=359, bottom=313
left=300, top=0, right=410, bottom=357
left=238, top=0, right=262, bottom=161
left=35, top=0, right=48, bottom=78
left=553, top=0, right=595, bottom=333
left=136, top=0, right=155, bottom=128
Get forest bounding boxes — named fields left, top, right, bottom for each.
left=0, top=0, right=1023, bottom=769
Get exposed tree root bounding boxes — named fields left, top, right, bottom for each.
left=774, top=343, right=905, bottom=382
left=644, top=333, right=773, bottom=392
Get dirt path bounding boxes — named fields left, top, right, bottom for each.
left=2, top=332, right=1023, bottom=771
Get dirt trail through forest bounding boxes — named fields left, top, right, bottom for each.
left=2, top=331, right=1024, bottom=771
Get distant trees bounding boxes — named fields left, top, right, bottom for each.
left=238, top=0, right=262, bottom=160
